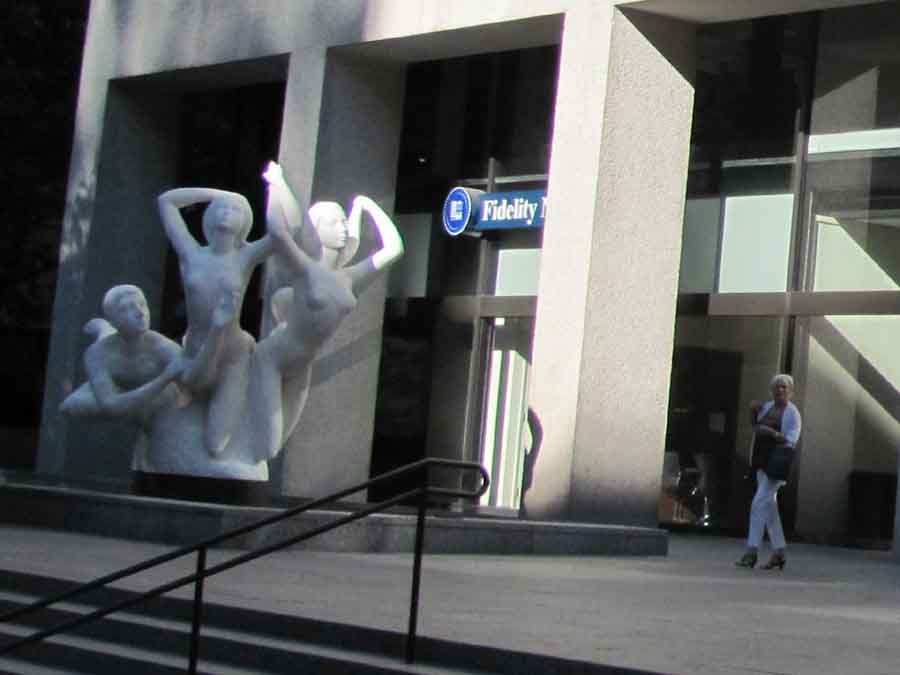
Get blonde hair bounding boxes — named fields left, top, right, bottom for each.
left=770, top=373, right=794, bottom=389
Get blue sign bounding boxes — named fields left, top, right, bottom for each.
left=475, top=189, right=546, bottom=231
left=443, top=187, right=547, bottom=236
left=443, top=187, right=477, bottom=236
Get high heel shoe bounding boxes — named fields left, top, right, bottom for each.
left=761, top=552, right=786, bottom=570
left=734, top=551, right=757, bottom=568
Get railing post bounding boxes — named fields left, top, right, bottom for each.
left=405, top=484, right=428, bottom=664
left=188, top=547, right=207, bottom=675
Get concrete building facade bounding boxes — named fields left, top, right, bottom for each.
left=33, top=0, right=900, bottom=554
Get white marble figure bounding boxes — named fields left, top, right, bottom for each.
left=60, top=285, right=185, bottom=425
left=61, top=163, right=404, bottom=482
left=250, top=161, right=405, bottom=454
left=156, top=187, right=274, bottom=457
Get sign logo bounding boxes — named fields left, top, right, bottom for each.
left=443, top=187, right=476, bottom=236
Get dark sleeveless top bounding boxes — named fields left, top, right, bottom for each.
left=751, top=405, right=784, bottom=471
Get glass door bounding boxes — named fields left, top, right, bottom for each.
left=479, top=316, right=534, bottom=509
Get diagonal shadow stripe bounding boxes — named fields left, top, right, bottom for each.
left=310, top=326, right=384, bottom=387
left=808, top=317, right=900, bottom=424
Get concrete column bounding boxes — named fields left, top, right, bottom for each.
left=37, top=0, right=121, bottom=475
left=527, top=5, right=695, bottom=526
left=278, top=51, right=405, bottom=499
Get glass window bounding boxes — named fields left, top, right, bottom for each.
left=394, top=46, right=559, bottom=213
left=670, top=4, right=900, bottom=545
left=794, top=315, right=900, bottom=542
left=804, top=5, right=900, bottom=292
left=679, top=197, right=720, bottom=293
left=718, top=193, right=794, bottom=292
left=690, top=16, right=812, bottom=165
left=792, top=2, right=900, bottom=546
left=495, top=249, right=541, bottom=296
left=480, top=317, right=533, bottom=509
left=679, top=190, right=795, bottom=293
left=809, top=3, right=900, bottom=144
left=813, top=210, right=900, bottom=292
left=679, top=15, right=813, bottom=295
left=661, top=316, right=787, bottom=530
left=388, top=213, right=433, bottom=298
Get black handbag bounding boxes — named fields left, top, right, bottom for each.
left=752, top=405, right=793, bottom=479
left=765, top=445, right=795, bottom=481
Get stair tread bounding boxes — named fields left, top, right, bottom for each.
left=0, top=596, right=494, bottom=674
left=0, top=573, right=647, bottom=674
left=0, top=621, right=485, bottom=675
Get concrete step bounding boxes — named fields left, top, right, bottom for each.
left=0, top=571, right=660, bottom=674
left=0, top=596, right=476, bottom=675
left=0, top=623, right=206, bottom=675
left=0, top=480, right=667, bottom=555
left=0, top=623, right=471, bottom=675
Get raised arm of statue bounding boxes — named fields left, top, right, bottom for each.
left=263, top=161, right=322, bottom=261
left=157, top=188, right=233, bottom=257
left=344, top=195, right=404, bottom=293
left=265, top=182, right=318, bottom=277
left=358, top=196, right=404, bottom=270
left=157, top=186, right=274, bottom=264
left=344, top=197, right=363, bottom=249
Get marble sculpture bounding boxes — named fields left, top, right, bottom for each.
left=61, top=161, right=404, bottom=481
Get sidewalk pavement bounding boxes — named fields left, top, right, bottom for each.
left=1, top=523, right=898, bottom=675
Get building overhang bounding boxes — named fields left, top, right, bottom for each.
left=618, top=0, right=888, bottom=24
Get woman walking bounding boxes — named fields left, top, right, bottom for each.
left=736, top=373, right=802, bottom=570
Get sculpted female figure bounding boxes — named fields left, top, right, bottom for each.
left=65, top=166, right=403, bottom=481
left=248, top=161, right=404, bottom=456
left=156, top=187, right=273, bottom=456
left=61, top=285, right=184, bottom=424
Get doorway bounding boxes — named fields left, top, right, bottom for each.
left=479, top=316, right=534, bottom=509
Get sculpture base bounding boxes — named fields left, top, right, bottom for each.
left=132, top=471, right=270, bottom=506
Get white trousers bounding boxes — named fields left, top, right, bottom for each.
left=747, top=469, right=786, bottom=550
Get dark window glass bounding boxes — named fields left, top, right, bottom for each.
left=160, top=83, right=285, bottom=341
left=679, top=15, right=816, bottom=294
left=395, top=46, right=558, bottom=212
left=690, top=16, right=814, bottom=171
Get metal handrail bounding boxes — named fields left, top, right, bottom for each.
left=0, top=458, right=490, bottom=671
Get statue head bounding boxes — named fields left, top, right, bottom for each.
left=202, top=194, right=253, bottom=248
left=308, top=201, right=359, bottom=267
left=102, top=284, right=150, bottom=338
